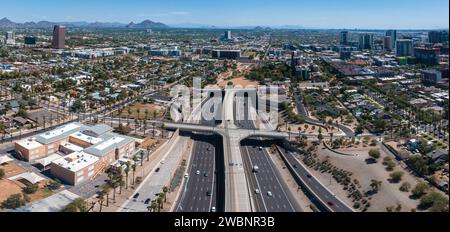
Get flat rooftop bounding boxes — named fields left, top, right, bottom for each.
left=84, top=133, right=135, bottom=157
left=52, top=151, right=99, bottom=172
left=36, top=122, right=85, bottom=144
left=60, top=141, right=85, bottom=153
left=16, top=138, right=43, bottom=150
left=70, top=132, right=103, bottom=145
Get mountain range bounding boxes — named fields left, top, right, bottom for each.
left=0, top=17, right=168, bottom=29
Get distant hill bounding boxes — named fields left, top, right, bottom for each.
left=0, top=17, right=19, bottom=28
left=0, top=17, right=165, bottom=29
left=126, top=20, right=169, bottom=29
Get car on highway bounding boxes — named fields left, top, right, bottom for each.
left=258, top=146, right=263, bottom=151
left=267, top=191, right=273, bottom=197
left=144, top=198, right=151, bottom=204
left=306, top=174, right=312, bottom=178
left=155, top=168, right=160, bottom=173
left=255, top=189, right=260, bottom=194
left=133, top=193, right=140, bottom=201
left=196, top=170, right=201, bottom=175
left=204, top=172, right=209, bottom=177
left=206, top=190, right=212, bottom=196
left=184, top=173, right=189, bottom=179
left=327, top=201, right=334, bottom=206
left=253, top=165, right=259, bottom=173
left=211, top=207, right=216, bottom=212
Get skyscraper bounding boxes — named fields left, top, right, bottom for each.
left=428, top=31, right=449, bottom=44
left=396, top=39, right=414, bottom=57
left=52, top=25, right=65, bottom=49
left=225, top=30, right=232, bottom=40
left=384, top=36, right=393, bottom=51
left=340, top=31, right=348, bottom=45
left=386, top=30, right=397, bottom=49
left=358, top=34, right=373, bottom=50
left=414, top=47, right=440, bottom=65
left=5, top=31, right=15, bottom=44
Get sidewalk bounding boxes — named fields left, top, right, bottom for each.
left=88, top=138, right=169, bottom=212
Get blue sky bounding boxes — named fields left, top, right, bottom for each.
left=1, top=0, right=448, bottom=29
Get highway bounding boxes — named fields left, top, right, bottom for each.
left=176, top=94, right=225, bottom=212
left=277, top=145, right=353, bottom=212
left=238, top=95, right=300, bottom=212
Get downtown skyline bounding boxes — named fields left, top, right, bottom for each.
left=0, top=0, right=448, bottom=29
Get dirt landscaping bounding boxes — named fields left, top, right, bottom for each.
left=0, top=179, right=23, bottom=203
left=114, top=103, right=165, bottom=120
left=313, top=145, right=423, bottom=212
left=218, top=77, right=259, bottom=88
left=0, top=162, right=26, bottom=178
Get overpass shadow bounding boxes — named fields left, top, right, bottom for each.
left=178, top=131, right=226, bottom=212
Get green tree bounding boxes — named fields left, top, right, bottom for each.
left=22, top=183, right=39, bottom=194
left=399, top=182, right=411, bottom=192
left=368, top=149, right=381, bottom=161
left=389, top=171, right=404, bottom=183
left=46, top=179, right=62, bottom=191
left=62, top=198, right=89, bottom=212
left=420, top=192, right=449, bottom=212
left=1, top=194, right=26, bottom=209
left=412, top=182, right=430, bottom=198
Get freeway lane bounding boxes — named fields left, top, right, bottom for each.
left=238, top=95, right=299, bottom=212
left=177, top=134, right=219, bottom=212
left=177, top=93, right=225, bottom=212
left=277, top=146, right=353, bottom=212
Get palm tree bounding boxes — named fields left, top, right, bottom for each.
left=152, top=122, right=156, bottom=137
left=157, top=196, right=163, bottom=212
left=98, top=193, right=105, bottom=212
left=134, top=119, right=139, bottom=134
left=101, top=184, right=112, bottom=207
left=143, top=119, right=147, bottom=136
left=124, top=163, right=130, bottom=190
left=131, top=163, right=137, bottom=185
left=147, top=145, right=151, bottom=162
left=145, top=109, right=149, bottom=120
left=150, top=201, right=158, bottom=212
left=127, top=108, right=132, bottom=123
left=162, top=186, right=169, bottom=202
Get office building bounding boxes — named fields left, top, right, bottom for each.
left=52, top=25, right=65, bottom=49
left=211, top=50, right=241, bottom=60
left=422, top=69, right=442, bottom=85
left=429, top=30, right=449, bottom=44
left=24, top=36, right=37, bottom=45
left=358, top=34, right=374, bottom=50
left=5, top=31, right=15, bottom=44
left=414, top=47, right=441, bottom=65
left=386, top=30, right=397, bottom=48
left=225, top=30, right=232, bottom=40
left=340, top=31, right=348, bottom=45
left=384, top=36, right=393, bottom=51
left=396, top=39, right=414, bottom=57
